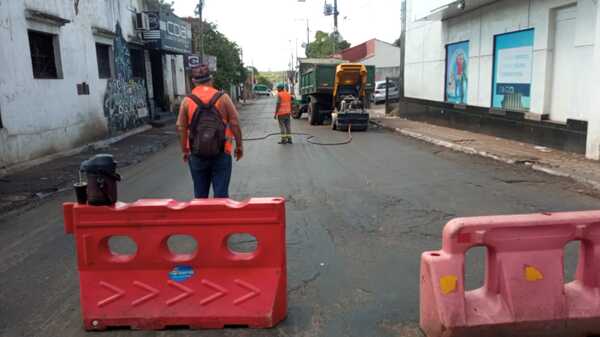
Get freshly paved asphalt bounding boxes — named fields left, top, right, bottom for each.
left=1, top=97, right=598, bottom=337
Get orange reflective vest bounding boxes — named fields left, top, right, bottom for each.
left=187, top=85, right=234, bottom=155
left=276, top=91, right=292, bottom=116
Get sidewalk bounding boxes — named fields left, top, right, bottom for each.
left=370, top=110, right=600, bottom=192
left=0, top=121, right=178, bottom=215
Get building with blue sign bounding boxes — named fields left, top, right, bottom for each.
left=401, top=0, right=600, bottom=160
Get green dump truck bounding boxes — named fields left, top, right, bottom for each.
left=293, top=58, right=375, bottom=126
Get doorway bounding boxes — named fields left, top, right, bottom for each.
left=548, top=5, right=576, bottom=122
left=171, top=57, right=178, bottom=97
left=150, top=50, right=165, bottom=111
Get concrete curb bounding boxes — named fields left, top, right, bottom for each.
left=0, top=125, right=152, bottom=177
left=372, top=120, right=600, bottom=191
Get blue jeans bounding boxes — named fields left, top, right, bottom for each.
left=188, top=153, right=232, bottom=198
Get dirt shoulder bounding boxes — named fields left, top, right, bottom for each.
left=0, top=122, right=178, bottom=215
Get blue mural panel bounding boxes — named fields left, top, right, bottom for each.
left=445, top=41, right=469, bottom=104
left=492, top=29, right=535, bottom=110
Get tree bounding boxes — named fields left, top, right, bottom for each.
left=306, top=31, right=351, bottom=58
left=145, top=0, right=174, bottom=13
left=190, top=20, right=245, bottom=90
left=248, top=66, right=259, bottom=76
left=255, top=75, right=273, bottom=89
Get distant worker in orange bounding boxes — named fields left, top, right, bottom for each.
left=274, top=83, right=293, bottom=144
left=176, top=64, right=244, bottom=199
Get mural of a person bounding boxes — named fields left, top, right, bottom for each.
left=452, top=51, right=467, bottom=104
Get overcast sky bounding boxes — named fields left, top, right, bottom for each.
left=173, top=0, right=401, bottom=71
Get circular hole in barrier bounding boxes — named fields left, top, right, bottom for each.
left=107, top=236, right=138, bottom=257
left=430, top=253, right=441, bottom=257
left=227, top=233, right=258, bottom=254
left=167, top=235, right=198, bottom=257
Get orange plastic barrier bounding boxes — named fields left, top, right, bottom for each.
left=420, top=210, right=600, bottom=337
left=63, top=198, right=287, bottom=330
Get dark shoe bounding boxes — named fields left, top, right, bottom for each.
left=278, top=140, right=286, bottom=144
left=287, top=139, right=293, bottom=144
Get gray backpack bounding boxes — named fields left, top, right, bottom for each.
left=187, top=92, right=226, bottom=158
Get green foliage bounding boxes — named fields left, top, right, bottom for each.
left=260, top=71, right=286, bottom=84
left=306, top=31, right=351, bottom=58
left=255, top=75, right=273, bottom=89
left=190, top=21, right=245, bottom=90
left=145, top=0, right=174, bottom=13
left=248, top=66, right=259, bottom=76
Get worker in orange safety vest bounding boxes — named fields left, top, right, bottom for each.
left=176, top=64, right=243, bottom=198
left=274, top=83, right=293, bottom=144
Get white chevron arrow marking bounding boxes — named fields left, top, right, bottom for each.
left=98, top=281, right=125, bottom=307
left=131, top=281, right=159, bottom=307
left=166, top=280, right=194, bottom=306
left=233, top=279, right=261, bottom=305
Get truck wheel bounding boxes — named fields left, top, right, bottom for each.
left=308, top=102, right=320, bottom=126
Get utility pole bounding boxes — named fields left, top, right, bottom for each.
left=306, top=19, right=310, bottom=53
left=333, top=0, right=339, bottom=36
left=197, top=0, right=205, bottom=61
left=399, top=0, right=406, bottom=99
left=329, top=0, right=339, bottom=55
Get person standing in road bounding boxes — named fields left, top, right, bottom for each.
left=176, top=64, right=244, bottom=199
left=274, top=83, right=293, bottom=144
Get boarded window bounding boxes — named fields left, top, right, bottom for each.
left=28, top=30, right=60, bottom=79
left=96, top=43, right=112, bottom=79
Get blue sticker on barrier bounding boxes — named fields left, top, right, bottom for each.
left=169, top=265, right=194, bottom=282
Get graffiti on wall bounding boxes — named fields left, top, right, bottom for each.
left=103, top=23, right=148, bottom=133
left=113, top=23, right=133, bottom=81
left=104, top=79, right=148, bottom=132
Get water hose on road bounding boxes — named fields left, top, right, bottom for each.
left=243, top=126, right=353, bottom=146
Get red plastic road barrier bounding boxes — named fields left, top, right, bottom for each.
left=63, top=198, right=287, bottom=330
left=420, top=210, right=600, bottom=337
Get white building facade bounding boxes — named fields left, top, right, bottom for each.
left=404, top=0, right=600, bottom=159
left=361, top=40, right=402, bottom=81
left=339, top=39, right=402, bottom=81
left=0, top=0, right=189, bottom=170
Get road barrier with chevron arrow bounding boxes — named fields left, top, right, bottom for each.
left=63, top=198, right=287, bottom=331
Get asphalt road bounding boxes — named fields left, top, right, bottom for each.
left=1, top=97, right=599, bottom=337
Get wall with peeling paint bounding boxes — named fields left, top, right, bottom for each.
left=0, top=0, right=145, bottom=168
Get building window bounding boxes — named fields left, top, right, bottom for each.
left=28, top=30, right=62, bottom=79
left=96, top=43, right=112, bottom=79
